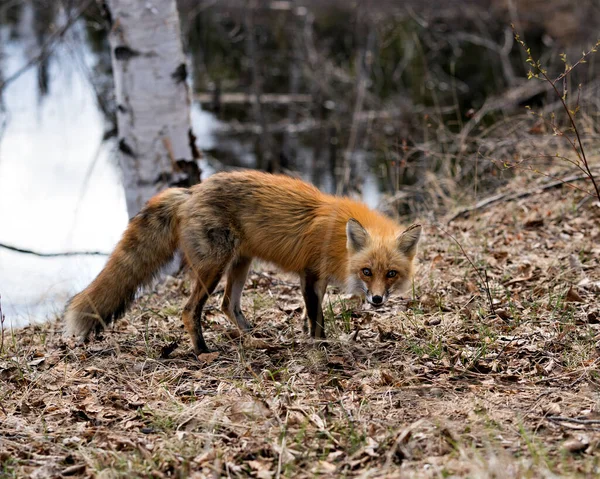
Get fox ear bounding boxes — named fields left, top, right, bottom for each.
left=346, top=218, right=369, bottom=252
left=397, top=224, right=421, bottom=258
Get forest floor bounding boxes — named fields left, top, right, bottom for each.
left=1, top=169, right=600, bottom=478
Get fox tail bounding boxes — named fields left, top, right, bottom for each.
left=64, top=188, right=191, bottom=339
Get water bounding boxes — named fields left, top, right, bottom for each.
left=0, top=18, right=121, bottom=326
left=0, top=13, right=220, bottom=327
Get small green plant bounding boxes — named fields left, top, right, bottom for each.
left=0, top=457, right=17, bottom=478
left=252, top=293, right=275, bottom=317
left=517, top=423, right=555, bottom=470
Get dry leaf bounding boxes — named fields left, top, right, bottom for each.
left=563, top=437, right=589, bottom=453
left=505, top=263, right=535, bottom=286
left=380, top=370, right=397, bottom=386
left=247, top=459, right=273, bottom=478
left=524, top=215, right=544, bottom=228
left=230, top=399, right=271, bottom=421
left=316, top=461, right=337, bottom=473
left=196, top=351, right=220, bottom=364
left=565, top=286, right=585, bottom=303
left=578, top=278, right=600, bottom=292
left=542, top=402, right=561, bottom=415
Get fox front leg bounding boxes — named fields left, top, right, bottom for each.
left=300, top=271, right=328, bottom=339
left=181, top=258, right=227, bottom=355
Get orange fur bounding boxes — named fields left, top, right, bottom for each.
left=64, top=170, right=421, bottom=353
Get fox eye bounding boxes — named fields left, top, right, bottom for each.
left=362, top=268, right=372, bottom=277
left=386, top=270, right=397, bottom=278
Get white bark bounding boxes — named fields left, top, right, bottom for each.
left=107, top=0, right=199, bottom=218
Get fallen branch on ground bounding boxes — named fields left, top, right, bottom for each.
left=447, top=172, right=599, bottom=223
left=547, top=416, right=600, bottom=425
left=546, top=416, right=600, bottom=432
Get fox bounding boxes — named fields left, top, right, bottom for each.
left=64, top=170, right=421, bottom=354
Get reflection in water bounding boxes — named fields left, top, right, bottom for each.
left=0, top=16, right=126, bottom=325
left=0, top=14, right=220, bottom=326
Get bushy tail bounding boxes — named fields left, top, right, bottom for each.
left=64, top=188, right=192, bottom=339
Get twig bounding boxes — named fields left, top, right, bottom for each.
left=195, top=93, right=312, bottom=104
left=0, top=242, right=108, bottom=257
left=483, top=270, right=496, bottom=318
left=338, top=17, right=375, bottom=194
left=547, top=416, right=600, bottom=427
left=568, top=358, right=600, bottom=388
left=244, top=1, right=273, bottom=171
left=457, top=80, right=552, bottom=149
left=494, top=335, right=519, bottom=361
left=447, top=171, right=599, bottom=223
left=454, top=28, right=516, bottom=86
left=541, top=73, right=600, bottom=202
left=384, top=419, right=425, bottom=468
left=514, top=32, right=600, bottom=203
left=431, top=223, right=497, bottom=318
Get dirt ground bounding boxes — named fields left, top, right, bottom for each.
left=1, top=171, right=600, bottom=478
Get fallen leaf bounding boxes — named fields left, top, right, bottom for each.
left=247, top=459, right=273, bottom=478
left=565, top=286, right=584, bottom=303
left=495, top=309, right=512, bottom=321
left=230, top=399, right=271, bottom=421
left=380, top=370, right=397, bottom=386
left=61, top=464, right=86, bottom=476
left=243, top=337, right=271, bottom=349
left=281, top=302, right=303, bottom=313
left=27, top=357, right=46, bottom=367
left=196, top=351, right=219, bottom=364
left=578, top=278, right=600, bottom=292
left=542, top=402, right=561, bottom=415
left=524, top=215, right=544, bottom=228
left=425, top=317, right=441, bottom=326
left=563, top=437, right=589, bottom=453
left=317, top=461, right=337, bottom=473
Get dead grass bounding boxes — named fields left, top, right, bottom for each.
left=2, top=171, right=600, bottom=478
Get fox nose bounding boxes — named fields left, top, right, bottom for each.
left=371, top=295, right=383, bottom=305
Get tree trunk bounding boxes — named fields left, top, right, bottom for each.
left=106, top=0, right=200, bottom=218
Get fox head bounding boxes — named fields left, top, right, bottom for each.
left=346, top=219, right=421, bottom=307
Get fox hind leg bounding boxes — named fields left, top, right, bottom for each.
left=182, top=266, right=224, bottom=354
left=180, top=223, right=237, bottom=354
left=221, top=255, right=254, bottom=332
left=301, top=271, right=328, bottom=339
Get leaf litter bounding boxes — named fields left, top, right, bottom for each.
left=1, top=174, right=600, bottom=477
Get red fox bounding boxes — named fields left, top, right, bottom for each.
left=65, top=170, right=421, bottom=354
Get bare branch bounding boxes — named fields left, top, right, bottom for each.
left=0, top=242, right=108, bottom=257
left=0, top=0, right=94, bottom=94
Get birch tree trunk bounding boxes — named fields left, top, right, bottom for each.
left=106, top=0, right=200, bottom=218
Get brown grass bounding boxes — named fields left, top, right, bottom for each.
left=1, top=170, right=600, bottom=478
